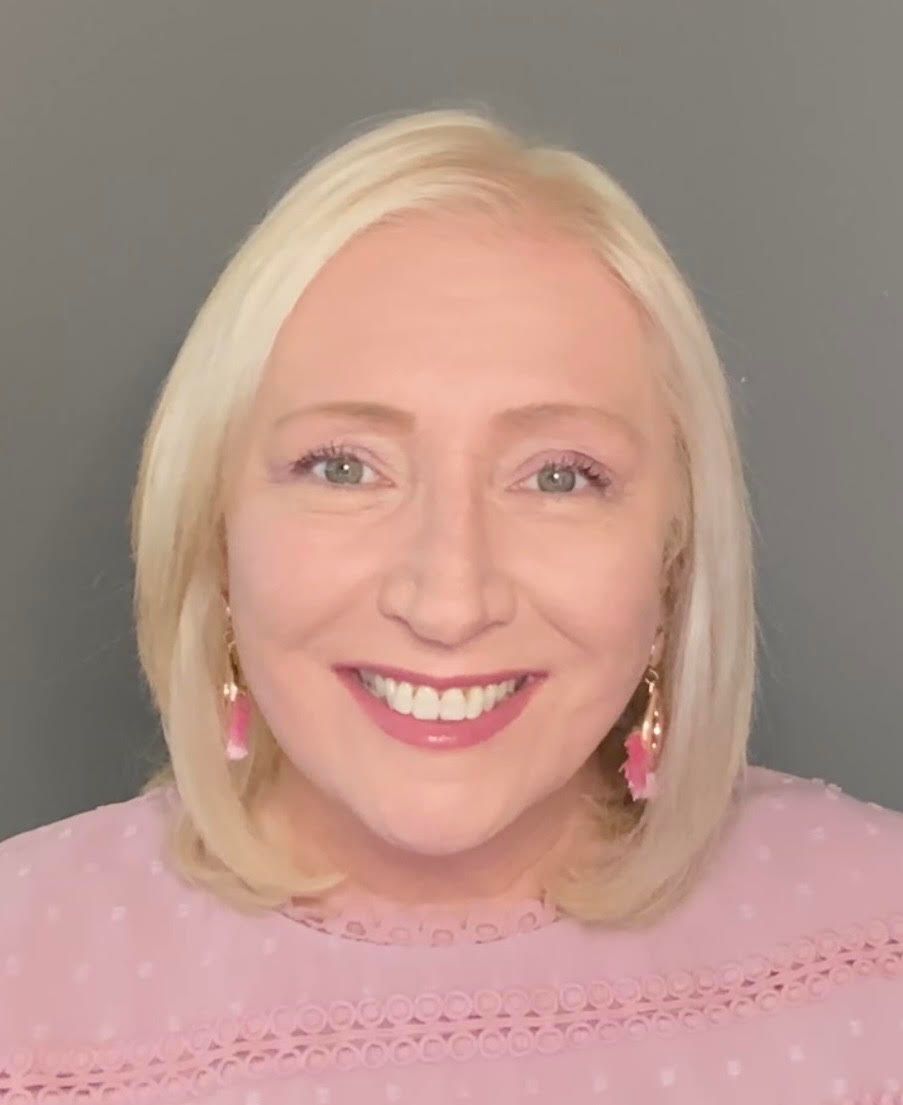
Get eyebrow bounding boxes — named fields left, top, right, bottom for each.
left=271, top=400, right=643, bottom=445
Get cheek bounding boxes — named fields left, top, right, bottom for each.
left=583, top=550, right=663, bottom=703
left=222, top=505, right=339, bottom=764
left=530, top=520, right=664, bottom=643
left=528, top=524, right=664, bottom=741
left=584, top=545, right=662, bottom=638
left=224, top=501, right=348, bottom=636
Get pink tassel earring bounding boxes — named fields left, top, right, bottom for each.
left=620, top=666, right=664, bottom=801
left=223, top=605, right=250, bottom=761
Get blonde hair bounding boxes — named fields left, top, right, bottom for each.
left=133, top=106, right=756, bottom=927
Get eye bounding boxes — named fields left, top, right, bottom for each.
left=525, top=452, right=613, bottom=496
left=289, top=442, right=377, bottom=487
left=288, top=443, right=614, bottom=497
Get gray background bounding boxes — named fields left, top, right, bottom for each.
left=2, top=1, right=900, bottom=842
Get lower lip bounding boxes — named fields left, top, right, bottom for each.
left=335, top=669, right=545, bottom=751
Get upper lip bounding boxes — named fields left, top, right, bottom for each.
left=337, top=663, right=545, bottom=690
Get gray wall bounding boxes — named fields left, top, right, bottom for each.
left=2, top=0, right=901, bottom=842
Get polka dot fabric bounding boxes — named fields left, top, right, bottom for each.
left=0, top=767, right=901, bottom=1103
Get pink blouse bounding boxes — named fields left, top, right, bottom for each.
left=1, top=765, right=901, bottom=1105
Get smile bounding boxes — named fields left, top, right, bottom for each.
left=336, top=668, right=544, bottom=752
left=354, top=668, right=532, bottom=721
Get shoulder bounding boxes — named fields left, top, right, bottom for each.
left=0, top=783, right=181, bottom=928
left=732, top=763, right=903, bottom=869
left=0, top=783, right=177, bottom=890
left=674, top=763, right=903, bottom=952
left=0, top=783, right=300, bottom=1053
left=0, top=785, right=188, bottom=1039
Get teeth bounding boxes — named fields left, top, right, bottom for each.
left=355, top=671, right=527, bottom=721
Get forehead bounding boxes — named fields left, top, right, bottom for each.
left=262, top=209, right=660, bottom=420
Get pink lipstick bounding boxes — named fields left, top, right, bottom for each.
left=335, top=668, right=545, bottom=751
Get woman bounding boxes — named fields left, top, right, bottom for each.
left=1, top=108, right=901, bottom=1105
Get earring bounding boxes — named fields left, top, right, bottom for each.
left=620, top=665, right=664, bottom=801
left=222, top=605, right=250, bottom=761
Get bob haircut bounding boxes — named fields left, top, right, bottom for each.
left=134, top=106, right=756, bottom=927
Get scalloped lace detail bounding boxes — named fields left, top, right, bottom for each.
left=277, top=892, right=560, bottom=945
left=2, top=912, right=901, bottom=1102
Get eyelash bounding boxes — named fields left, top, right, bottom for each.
left=289, top=439, right=613, bottom=495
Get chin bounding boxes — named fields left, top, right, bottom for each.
left=372, top=809, right=498, bottom=857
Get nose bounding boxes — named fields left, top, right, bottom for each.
left=377, top=474, right=515, bottom=648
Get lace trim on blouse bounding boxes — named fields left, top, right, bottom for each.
left=2, top=911, right=901, bottom=1103
left=277, top=892, right=560, bottom=945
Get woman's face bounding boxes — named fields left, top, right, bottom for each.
left=224, top=209, right=679, bottom=895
